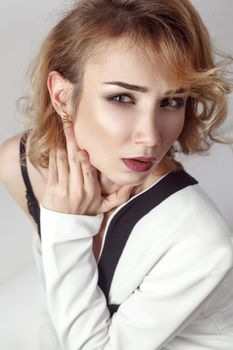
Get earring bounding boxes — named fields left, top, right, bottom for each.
left=59, top=110, right=72, bottom=124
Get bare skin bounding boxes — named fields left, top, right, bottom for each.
left=0, top=133, right=46, bottom=224
left=0, top=40, right=187, bottom=261
left=0, top=133, right=127, bottom=261
left=0, top=129, right=180, bottom=262
left=0, top=131, right=165, bottom=262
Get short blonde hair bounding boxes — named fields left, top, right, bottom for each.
left=19, top=0, right=233, bottom=169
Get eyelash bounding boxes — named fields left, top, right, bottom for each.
left=105, top=93, right=186, bottom=109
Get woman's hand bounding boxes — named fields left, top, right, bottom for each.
left=41, top=121, right=133, bottom=215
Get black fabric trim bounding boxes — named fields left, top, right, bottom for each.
left=108, top=304, right=119, bottom=317
left=19, top=131, right=41, bottom=238
left=97, top=170, right=198, bottom=315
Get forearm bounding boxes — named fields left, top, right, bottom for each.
left=41, top=205, right=111, bottom=349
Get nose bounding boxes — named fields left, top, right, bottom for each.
left=133, top=112, right=162, bottom=147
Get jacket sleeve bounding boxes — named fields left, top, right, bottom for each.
left=40, top=205, right=233, bottom=350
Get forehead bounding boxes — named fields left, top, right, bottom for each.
left=84, top=38, right=178, bottom=90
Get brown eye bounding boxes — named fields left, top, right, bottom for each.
left=106, top=93, right=135, bottom=104
left=160, top=97, right=185, bottom=109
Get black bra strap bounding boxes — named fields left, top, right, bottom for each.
left=20, top=132, right=35, bottom=196
left=19, top=131, right=41, bottom=238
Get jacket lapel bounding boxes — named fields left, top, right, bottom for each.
left=97, top=170, right=198, bottom=316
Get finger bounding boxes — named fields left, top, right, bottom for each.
left=63, top=121, right=80, bottom=154
left=117, top=185, right=134, bottom=198
left=56, top=147, right=69, bottom=186
left=80, top=150, right=99, bottom=192
left=63, top=122, right=83, bottom=188
left=100, top=185, right=134, bottom=212
left=47, top=148, right=58, bottom=184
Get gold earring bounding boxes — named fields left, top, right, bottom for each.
left=60, top=110, right=72, bottom=124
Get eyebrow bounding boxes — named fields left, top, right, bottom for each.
left=102, top=81, right=186, bottom=96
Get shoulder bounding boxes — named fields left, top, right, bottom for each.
left=176, top=183, right=231, bottom=236
left=0, top=132, right=47, bottom=222
left=147, top=181, right=233, bottom=253
left=0, top=132, right=24, bottom=184
left=143, top=181, right=233, bottom=275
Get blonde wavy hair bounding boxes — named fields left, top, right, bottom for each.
left=19, top=0, right=233, bottom=170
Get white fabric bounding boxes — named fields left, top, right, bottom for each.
left=39, top=182, right=233, bottom=350
left=32, top=232, right=62, bottom=350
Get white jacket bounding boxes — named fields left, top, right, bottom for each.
left=40, top=170, right=233, bottom=350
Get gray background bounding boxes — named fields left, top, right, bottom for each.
left=0, top=1, right=232, bottom=349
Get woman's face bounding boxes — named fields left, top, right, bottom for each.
left=74, top=40, right=187, bottom=186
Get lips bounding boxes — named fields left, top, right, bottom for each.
left=122, top=158, right=155, bottom=172
left=132, top=156, right=156, bottom=162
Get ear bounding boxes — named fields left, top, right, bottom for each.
left=47, top=71, right=73, bottom=114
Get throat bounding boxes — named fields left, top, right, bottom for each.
left=98, top=171, right=123, bottom=196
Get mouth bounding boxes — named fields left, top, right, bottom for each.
left=122, top=158, right=155, bottom=172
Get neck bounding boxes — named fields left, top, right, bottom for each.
left=98, top=170, right=164, bottom=198
left=97, top=159, right=178, bottom=198
left=98, top=172, right=127, bottom=196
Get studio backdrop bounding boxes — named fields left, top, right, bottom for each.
left=0, top=1, right=232, bottom=349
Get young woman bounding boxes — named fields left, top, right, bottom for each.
left=1, top=0, right=233, bottom=349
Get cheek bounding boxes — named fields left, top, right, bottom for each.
left=74, top=104, right=132, bottom=150
left=174, top=117, right=185, bottom=139
left=75, top=120, right=114, bottom=147
left=163, top=114, right=185, bottom=146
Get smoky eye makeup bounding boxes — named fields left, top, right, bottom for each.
left=160, top=97, right=186, bottom=109
left=104, top=93, right=186, bottom=110
left=104, top=93, right=135, bottom=105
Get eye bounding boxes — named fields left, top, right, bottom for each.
left=105, top=93, right=135, bottom=105
left=160, top=97, right=186, bottom=110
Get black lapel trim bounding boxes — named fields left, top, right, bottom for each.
left=97, top=170, right=198, bottom=315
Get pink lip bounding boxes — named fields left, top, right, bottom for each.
left=132, top=156, right=156, bottom=162
left=122, top=158, right=155, bottom=172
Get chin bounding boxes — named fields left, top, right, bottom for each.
left=108, top=172, right=148, bottom=187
